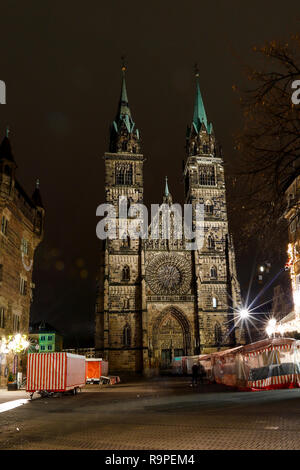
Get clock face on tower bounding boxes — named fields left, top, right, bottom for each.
left=146, top=253, right=192, bottom=295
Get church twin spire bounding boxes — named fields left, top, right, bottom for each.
left=109, top=63, right=220, bottom=159
left=186, top=67, right=218, bottom=158
left=109, top=63, right=140, bottom=154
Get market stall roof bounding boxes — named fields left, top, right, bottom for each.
left=210, top=346, right=244, bottom=357
left=243, top=337, right=296, bottom=354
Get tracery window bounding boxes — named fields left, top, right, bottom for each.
left=205, top=201, right=214, bottom=215
left=199, top=165, right=216, bottom=186
left=207, top=235, right=215, bottom=249
left=115, top=163, right=133, bottom=185
left=122, top=265, right=130, bottom=281
left=210, top=266, right=217, bottom=279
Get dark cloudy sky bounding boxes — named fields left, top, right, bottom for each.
left=0, top=0, right=298, bottom=346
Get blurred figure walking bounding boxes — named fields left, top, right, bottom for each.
left=191, top=363, right=199, bottom=386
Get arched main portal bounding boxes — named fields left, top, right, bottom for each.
left=152, top=306, right=191, bottom=369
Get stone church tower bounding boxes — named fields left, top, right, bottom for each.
left=95, top=67, right=242, bottom=373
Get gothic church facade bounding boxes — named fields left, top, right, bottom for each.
left=95, top=67, right=242, bottom=373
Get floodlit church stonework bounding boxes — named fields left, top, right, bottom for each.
left=95, top=67, right=242, bottom=373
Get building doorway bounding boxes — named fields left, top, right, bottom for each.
left=153, top=309, right=189, bottom=369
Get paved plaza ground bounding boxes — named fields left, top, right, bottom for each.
left=1, top=376, right=300, bottom=450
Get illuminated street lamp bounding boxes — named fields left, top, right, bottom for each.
left=239, top=308, right=250, bottom=319
left=277, top=324, right=284, bottom=336
left=0, top=334, right=30, bottom=389
left=6, top=334, right=30, bottom=353
left=266, top=318, right=277, bottom=338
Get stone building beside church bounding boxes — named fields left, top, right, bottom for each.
left=95, top=67, right=242, bottom=373
left=0, top=131, right=44, bottom=387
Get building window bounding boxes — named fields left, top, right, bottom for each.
left=199, top=165, right=216, bottom=186
left=21, top=238, right=29, bottom=254
left=215, top=323, right=222, bottom=345
left=13, top=314, right=20, bottom=332
left=207, top=235, right=215, bottom=249
left=203, top=144, right=209, bottom=154
left=1, top=216, right=8, bottom=235
left=19, top=277, right=27, bottom=295
left=123, top=325, right=131, bottom=347
left=0, top=308, right=5, bottom=329
left=205, top=201, right=214, bottom=215
left=41, top=336, right=45, bottom=341
left=122, top=265, right=130, bottom=281
left=48, top=345, right=52, bottom=351
left=40, top=345, right=45, bottom=351
left=121, top=236, right=130, bottom=248
left=48, top=336, right=52, bottom=341
left=115, top=163, right=133, bottom=185
left=212, top=297, right=217, bottom=308
left=210, top=266, right=217, bottom=279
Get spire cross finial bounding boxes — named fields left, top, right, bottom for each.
left=36, top=178, right=40, bottom=189
left=194, top=63, right=200, bottom=78
left=5, top=125, right=10, bottom=138
left=121, top=55, right=127, bottom=73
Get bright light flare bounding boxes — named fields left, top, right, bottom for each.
left=268, top=318, right=277, bottom=328
left=266, top=318, right=277, bottom=337
left=277, top=324, right=284, bottom=335
left=239, top=308, right=250, bottom=319
left=293, top=290, right=300, bottom=307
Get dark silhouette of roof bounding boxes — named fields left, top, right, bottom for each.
left=32, top=179, right=44, bottom=208
left=29, top=321, right=60, bottom=334
left=0, top=135, right=15, bottom=162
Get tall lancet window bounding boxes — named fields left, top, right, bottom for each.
left=210, top=266, right=217, bottom=279
left=199, top=165, right=216, bottom=186
left=207, top=235, right=215, bottom=249
left=123, top=324, right=131, bottom=346
left=124, top=164, right=133, bottom=185
left=122, top=265, right=130, bottom=281
left=115, top=163, right=133, bottom=185
left=214, top=323, right=222, bottom=345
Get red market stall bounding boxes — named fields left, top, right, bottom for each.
left=210, top=346, right=244, bottom=387
left=241, top=337, right=300, bottom=391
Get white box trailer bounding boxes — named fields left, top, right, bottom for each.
left=26, top=352, right=85, bottom=397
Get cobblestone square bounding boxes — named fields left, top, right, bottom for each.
left=1, top=377, right=300, bottom=450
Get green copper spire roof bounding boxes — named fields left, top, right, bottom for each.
left=192, top=75, right=208, bottom=133
left=163, top=176, right=173, bottom=204
left=109, top=62, right=141, bottom=153
left=118, top=66, right=131, bottom=118
left=164, top=176, right=169, bottom=197
left=113, top=65, right=136, bottom=134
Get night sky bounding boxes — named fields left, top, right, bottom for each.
left=0, top=0, right=298, bottom=347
